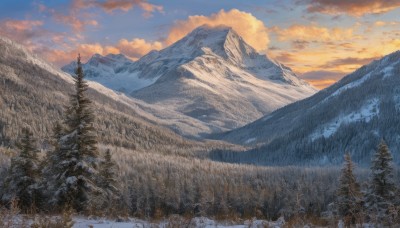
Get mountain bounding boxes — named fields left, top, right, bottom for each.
left=212, top=51, right=400, bottom=166
left=63, top=25, right=316, bottom=132
left=61, top=53, right=157, bottom=93
left=0, top=36, right=234, bottom=154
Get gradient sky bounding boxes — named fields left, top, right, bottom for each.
left=1, top=0, right=399, bottom=89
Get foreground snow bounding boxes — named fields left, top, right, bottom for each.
left=74, top=216, right=283, bottom=228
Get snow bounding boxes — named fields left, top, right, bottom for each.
left=330, top=72, right=372, bottom=98
left=245, top=137, right=256, bottom=144
left=7, top=215, right=283, bottom=228
left=0, top=36, right=75, bottom=85
left=73, top=218, right=147, bottom=228
left=73, top=217, right=281, bottom=228
left=0, top=35, right=217, bottom=137
left=62, top=54, right=160, bottom=94
left=60, top=26, right=317, bottom=132
left=310, top=99, right=380, bottom=141
left=66, top=176, right=77, bottom=184
left=326, top=54, right=399, bottom=101
left=87, top=71, right=160, bottom=93
left=382, top=65, right=395, bottom=79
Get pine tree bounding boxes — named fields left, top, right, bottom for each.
left=99, top=149, right=118, bottom=192
left=1, top=128, right=41, bottom=211
left=336, top=153, right=362, bottom=225
left=365, top=140, right=397, bottom=223
left=51, top=54, right=102, bottom=212
left=41, top=122, right=64, bottom=207
left=99, top=149, right=120, bottom=210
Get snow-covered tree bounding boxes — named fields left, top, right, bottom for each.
left=41, top=122, right=64, bottom=207
left=50, top=54, right=103, bottom=212
left=365, top=140, right=397, bottom=224
left=1, top=128, right=42, bottom=211
left=98, top=149, right=120, bottom=210
left=336, top=153, right=363, bottom=225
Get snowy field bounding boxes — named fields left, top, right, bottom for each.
left=4, top=215, right=284, bottom=228
left=73, top=217, right=283, bottom=228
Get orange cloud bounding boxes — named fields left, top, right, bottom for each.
left=2, top=20, right=43, bottom=31
left=39, top=43, right=120, bottom=66
left=45, top=3, right=98, bottom=32
left=39, top=38, right=163, bottom=66
left=48, top=0, right=162, bottom=32
left=320, top=56, right=379, bottom=69
left=298, top=0, right=400, bottom=16
left=165, top=9, right=269, bottom=51
left=53, top=13, right=99, bottom=32
left=0, top=19, right=59, bottom=51
left=306, top=79, right=337, bottom=89
left=116, top=38, right=162, bottom=59
left=374, top=21, right=400, bottom=27
left=72, top=0, right=163, bottom=15
left=273, top=24, right=354, bottom=42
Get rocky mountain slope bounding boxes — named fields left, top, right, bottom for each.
left=213, top=51, right=400, bottom=165
left=0, top=36, right=233, bottom=154
left=63, top=25, right=316, bottom=132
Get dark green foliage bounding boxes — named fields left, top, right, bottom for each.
left=98, top=149, right=121, bottom=211
left=1, top=128, right=41, bottom=211
left=365, top=140, right=397, bottom=223
left=336, top=153, right=363, bottom=225
left=50, top=55, right=102, bottom=212
left=99, top=149, right=118, bottom=193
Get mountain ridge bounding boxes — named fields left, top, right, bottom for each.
left=63, top=25, right=317, bottom=132
left=212, top=50, right=400, bottom=165
left=0, top=35, right=237, bottom=153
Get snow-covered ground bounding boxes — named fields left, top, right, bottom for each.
left=4, top=215, right=284, bottom=228
left=73, top=216, right=283, bottom=228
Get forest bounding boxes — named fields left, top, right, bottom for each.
left=0, top=57, right=399, bottom=227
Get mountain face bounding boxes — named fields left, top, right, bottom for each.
left=63, top=25, right=316, bottom=132
left=0, top=36, right=232, bottom=153
left=61, top=53, right=157, bottom=93
left=213, top=51, right=400, bottom=166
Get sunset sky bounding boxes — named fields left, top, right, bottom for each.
left=1, top=0, right=399, bottom=89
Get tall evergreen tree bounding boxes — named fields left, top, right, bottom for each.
left=51, top=54, right=102, bottom=212
left=365, top=140, right=397, bottom=223
left=336, top=153, right=362, bottom=225
left=1, top=128, right=41, bottom=211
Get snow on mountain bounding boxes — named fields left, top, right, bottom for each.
left=64, top=25, right=316, bottom=131
left=309, top=98, right=380, bottom=141
left=0, top=35, right=220, bottom=138
left=62, top=53, right=159, bottom=93
left=213, top=50, right=400, bottom=165
left=131, top=25, right=316, bottom=130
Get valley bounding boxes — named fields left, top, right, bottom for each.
left=1, top=1, right=400, bottom=226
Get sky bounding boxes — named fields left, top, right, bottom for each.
left=0, top=0, right=399, bottom=89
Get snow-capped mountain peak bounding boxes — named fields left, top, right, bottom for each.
left=160, top=25, right=261, bottom=66
left=62, top=25, right=317, bottom=132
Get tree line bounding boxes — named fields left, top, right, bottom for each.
left=1, top=55, right=120, bottom=214
left=0, top=54, right=399, bottom=226
left=336, top=140, right=399, bottom=226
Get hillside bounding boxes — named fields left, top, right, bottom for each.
left=213, top=51, right=400, bottom=165
left=0, top=36, right=233, bottom=155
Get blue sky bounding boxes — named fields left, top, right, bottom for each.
left=0, top=0, right=399, bottom=88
